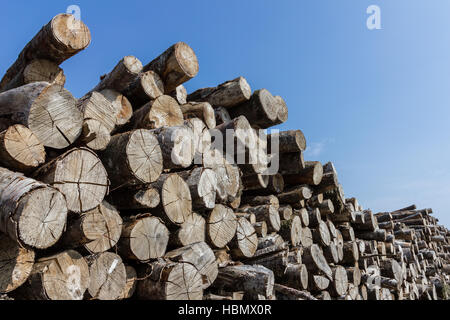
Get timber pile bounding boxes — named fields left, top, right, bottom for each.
left=0, top=14, right=449, bottom=301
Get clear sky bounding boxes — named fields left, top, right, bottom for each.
left=1, top=1, right=449, bottom=226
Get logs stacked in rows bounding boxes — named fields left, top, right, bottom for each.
left=0, top=13, right=449, bottom=301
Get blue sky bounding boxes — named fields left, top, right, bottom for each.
left=1, top=1, right=449, bottom=226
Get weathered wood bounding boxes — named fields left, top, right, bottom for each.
left=126, top=95, right=184, bottom=130
left=12, top=250, right=90, bottom=300
left=279, top=216, right=302, bottom=247
left=0, top=233, right=35, bottom=294
left=180, top=102, right=216, bottom=129
left=123, top=70, right=165, bottom=107
left=268, top=130, right=306, bottom=154
left=188, top=77, right=251, bottom=108
left=143, top=42, right=199, bottom=93
left=0, top=125, right=45, bottom=172
left=214, top=106, right=232, bottom=126
left=0, top=14, right=91, bottom=92
left=77, top=119, right=111, bottom=151
left=136, top=259, right=203, bottom=300
left=169, top=212, right=206, bottom=247
left=99, top=89, right=133, bottom=129
left=213, top=265, right=275, bottom=298
left=330, top=266, right=349, bottom=297
left=34, top=148, right=109, bottom=213
left=278, top=152, right=306, bottom=175
left=283, top=161, right=323, bottom=187
left=170, top=85, right=187, bottom=105
left=77, top=91, right=117, bottom=133
left=279, top=205, right=293, bottom=221
left=118, top=265, right=137, bottom=300
left=230, top=218, right=258, bottom=259
left=206, top=204, right=237, bottom=249
left=273, top=96, right=289, bottom=125
left=100, top=130, right=163, bottom=188
left=313, top=221, right=332, bottom=247
left=178, top=167, right=217, bottom=210
left=107, top=185, right=160, bottom=211
left=0, top=82, right=83, bottom=149
left=302, top=245, right=333, bottom=280
left=61, top=201, right=123, bottom=254
left=274, top=283, right=317, bottom=300
left=0, top=168, right=67, bottom=249
left=85, top=252, right=127, bottom=300
left=184, top=118, right=212, bottom=165
left=165, top=242, right=218, bottom=289
left=241, top=205, right=281, bottom=233
left=278, top=186, right=312, bottom=205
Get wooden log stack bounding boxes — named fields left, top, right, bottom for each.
left=0, top=13, right=449, bottom=301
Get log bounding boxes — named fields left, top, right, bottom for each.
left=214, top=106, right=232, bottom=126
left=298, top=208, right=310, bottom=227
left=244, top=173, right=285, bottom=195
left=347, top=266, right=362, bottom=286
left=283, top=161, right=323, bottom=187
left=268, top=130, right=306, bottom=154
left=118, top=265, right=137, bottom=300
left=1, top=59, right=66, bottom=92
left=188, top=77, right=252, bottom=108
left=77, top=91, right=117, bottom=133
left=206, top=204, right=238, bottom=249
left=0, top=14, right=91, bottom=92
left=107, top=185, right=161, bottom=211
left=0, top=233, right=35, bottom=294
left=99, top=89, right=133, bottom=129
left=241, top=205, right=281, bottom=233
left=313, top=221, right=332, bottom=247
left=169, top=212, right=206, bottom=247
left=342, top=242, right=360, bottom=265
left=60, top=201, right=123, bottom=254
left=178, top=167, right=217, bottom=210
left=78, top=119, right=111, bottom=151
left=279, top=205, right=293, bottom=221
left=228, top=89, right=279, bottom=129
left=280, top=263, right=309, bottom=291
left=34, top=148, right=109, bottom=213
left=330, top=266, right=349, bottom=297
left=123, top=70, right=165, bottom=107
left=230, top=218, right=258, bottom=259
left=143, top=42, right=199, bottom=92
left=85, top=252, right=127, bottom=300
left=318, top=199, right=335, bottom=217
left=184, top=118, right=212, bottom=165
left=0, top=124, right=45, bottom=172
left=380, top=259, right=404, bottom=285
left=165, top=242, right=218, bottom=289
left=241, top=174, right=269, bottom=191
left=274, top=283, right=317, bottom=300
left=117, top=215, right=169, bottom=262
left=0, top=82, right=83, bottom=149
left=300, top=227, right=314, bottom=248
left=307, top=208, right=322, bottom=228
left=278, top=186, right=312, bottom=205
left=209, top=160, right=241, bottom=203
left=253, top=221, right=268, bottom=238
left=0, top=168, right=67, bottom=249
left=302, top=245, right=333, bottom=280
left=356, top=229, right=387, bottom=242
left=100, top=130, right=163, bottom=188
left=12, top=250, right=90, bottom=300
left=323, top=242, right=340, bottom=264
left=279, top=215, right=303, bottom=247
left=273, top=96, right=289, bottom=125
left=278, top=152, right=306, bottom=175
left=309, top=274, right=330, bottom=291
left=170, top=85, right=187, bottom=105
left=213, top=265, right=275, bottom=298
left=126, top=95, right=184, bottom=130
left=241, top=195, right=279, bottom=207
left=92, top=56, right=143, bottom=94
left=136, top=259, right=203, bottom=300
left=152, top=126, right=195, bottom=169
left=180, top=102, right=216, bottom=129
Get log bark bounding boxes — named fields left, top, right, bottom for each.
left=214, top=106, right=232, bottom=126
left=274, top=284, right=317, bottom=300
left=136, top=259, right=203, bottom=300
left=313, top=221, right=332, bottom=247
left=278, top=152, right=306, bottom=175
left=107, top=185, right=160, bottom=211
left=0, top=124, right=46, bottom=172
left=279, top=215, right=303, bottom=247
left=230, top=218, right=258, bottom=259
left=100, top=130, right=163, bottom=188
left=279, top=205, right=293, bottom=221
left=302, top=245, right=333, bottom=280
left=118, top=265, right=137, bottom=300
left=188, top=77, right=252, bottom=108
left=241, top=205, right=281, bottom=233
left=165, top=242, right=218, bottom=289
left=85, top=252, right=127, bottom=300
left=268, top=130, right=306, bottom=154
left=11, top=250, right=90, bottom=300
left=0, top=233, right=35, bottom=294
left=278, top=186, right=312, bottom=205
left=180, top=102, right=216, bottom=129
left=34, top=148, right=109, bottom=213
left=0, top=168, right=67, bottom=249
left=213, top=265, right=275, bottom=298
left=0, top=82, right=83, bottom=149
left=60, top=201, right=123, bottom=254
left=143, top=42, right=199, bottom=93
left=206, top=204, right=238, bottom=249
left=0, top=14, right=91, bottom=92
left=126, top=95, right=184, bottom=130
left=228, top=89, right=279, bottom=129
left=283, top=161, right=323, bottom=187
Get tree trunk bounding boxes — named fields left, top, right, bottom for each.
left=11, top=250, right=90, bottom=300
left=85, top=252, right=127, bottom=300
left=230, top=218, right=258, bottom=259
left=136, top=259, right=203, bottom=300
left=279, top=216, right=302, bottom=247
left=283, top=161, right=324, bottom=186
left=0, top=82, right=83, bottom=149
left=0, top=233, right=35, bottom=294
left=143, top=42, right=199, bottom=93
left=118, top=215, right=169, bottom=262
left=165, top=242, right=218, bottom=289
left=188, top=77, right=252, bottom=108
left=180, top=102, right=216, bottom=129
left=0, top=14, right=91, bottom=92
left=302, top=245, right=333, bottom=280
left=169, top=212, right=206, bottom=247
left=313, top=221, right=332, bottom=247
left=34, top=148, right=109, bottom=213
left=206, top=204, right=238, bottom=249
left=100, top=130, right=163, bottom=188
left=228, top=89, right=279, bottom=129
left=213, top=265, right=275, bottom=298
left=0, top=124, right=46, bottom=172
left=123, top=70, right=165, bottom=107
left=0, top=167, right=67, bottom=249
left=99, top=89, right=133, bottom=130
left=126, top=95, right=184, bottom=130
left=241, top=205, right=281, bottom=233
left=178, top=167, right=217, bottom=210
left=268, top=130, right=306, bottom=153
left=60, top=201, right=123, bottom=254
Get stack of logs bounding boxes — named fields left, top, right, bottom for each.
left=0, top=13, right=448, bottom=301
